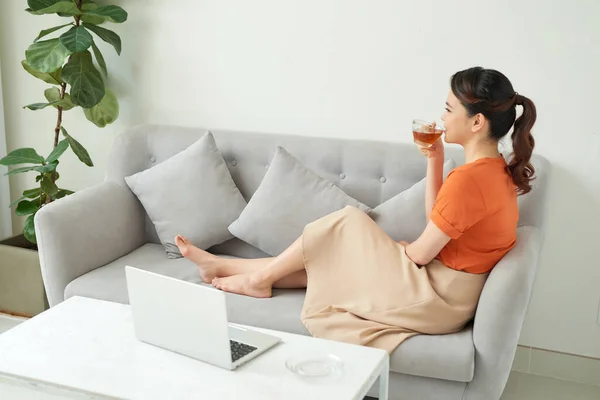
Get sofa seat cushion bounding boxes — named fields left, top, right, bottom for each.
left=64, top=243, right=475, bottom=382
left=64, top=244, right=309, bottom=335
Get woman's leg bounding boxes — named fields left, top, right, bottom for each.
left=175, top=235, right=272, bottom=281
left=211, top=236, right=307, bottom=298
left=175, top=235, right=307, bottom=289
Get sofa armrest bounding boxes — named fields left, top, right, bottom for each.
left=35, top=181, right=146, bottom=307
left=463, top=226, right=542, bottom=400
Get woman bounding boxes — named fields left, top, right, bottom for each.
left=175, top=66, right=537, bottom=353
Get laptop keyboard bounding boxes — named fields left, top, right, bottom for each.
left=230, top=340, right=257, bottom=363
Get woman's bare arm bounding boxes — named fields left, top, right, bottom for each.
left=398, top=134, right=448, bottom=265
left=422, top=139, right=445, bottom=220
left=426, top=156, right=444, bottom=220
left=402, top=221, right=451, bottom=265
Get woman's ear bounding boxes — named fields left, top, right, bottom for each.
left=471, top=113, right=486, bottom=133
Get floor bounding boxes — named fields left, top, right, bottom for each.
left=501, top=372, right=600, bottom=400
left=1, top=315, right=599, bottom=399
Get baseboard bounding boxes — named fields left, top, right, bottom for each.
left=512, top=345, right=600, bottom=387
left=0, top=313, right=26, bottom=334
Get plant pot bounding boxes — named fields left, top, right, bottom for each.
left=0, top=234, right=48, bottom=317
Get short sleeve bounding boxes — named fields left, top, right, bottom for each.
left=430, top=170, right=487, bottom=239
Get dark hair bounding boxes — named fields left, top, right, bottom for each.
left=451, top=67, right=537, bottom=195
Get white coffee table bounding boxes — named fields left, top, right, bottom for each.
left=0, top=296, right=389, bottom=400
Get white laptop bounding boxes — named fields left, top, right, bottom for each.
left=125, top=266, right=281, bottom=370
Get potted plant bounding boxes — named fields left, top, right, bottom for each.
left=0, top=0, right=127, bottom=317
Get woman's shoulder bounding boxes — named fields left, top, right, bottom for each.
left=444, top=157, right=516, bottom=207
left=440, top=166, right=483, bottom=203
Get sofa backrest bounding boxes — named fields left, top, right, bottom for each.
left=107, top=124, right=550, bottom=252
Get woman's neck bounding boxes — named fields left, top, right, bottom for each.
left=463, top=140, right=501, bottom=164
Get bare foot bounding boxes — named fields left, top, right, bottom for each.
left=212, top=273, right=272, bottom=298
left=175, top=235, right=219, bottom=283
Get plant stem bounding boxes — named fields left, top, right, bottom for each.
left=48, top=81, right=67, bottom=194
left=54, top=83, right=66, bottom=149
left=75, top=0, right=83, bottom=26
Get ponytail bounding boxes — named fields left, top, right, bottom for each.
left=507, top=94, right=536, bottom=195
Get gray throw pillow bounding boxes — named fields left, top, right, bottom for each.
left=228, top=147, right=371, bottom=256
left=372, top=159, right=456, bottom=242
left=125, top=132, right=246, bottom=258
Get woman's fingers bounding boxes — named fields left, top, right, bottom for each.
left=419, top=148, right=434, bottom=158
left=418, top=144, right=437, bottom=157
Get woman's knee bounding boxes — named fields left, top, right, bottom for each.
left=341, top=205, right=368, bottom=220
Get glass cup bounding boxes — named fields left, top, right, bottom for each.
left=412, top=119, right=445, bottom=148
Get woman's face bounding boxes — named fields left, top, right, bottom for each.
left=441, top=91, right=475, bottom=145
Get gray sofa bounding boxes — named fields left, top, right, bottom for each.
left=35, top=124, right=550, bottom=400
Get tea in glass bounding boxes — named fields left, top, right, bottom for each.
left=412, top=119, right=445, bottom=148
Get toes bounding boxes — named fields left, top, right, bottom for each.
left=175, top=235, right=188, bottom=246
left=176, top=236, right=192, bottom=257
left=175, top=236, right=184, bottom=249
left=215, top=283, right=228, bottom=292
left=212, top=278, right=233, bottom=292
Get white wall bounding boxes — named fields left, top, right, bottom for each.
left=0, top=59, right=11, bottom=239
left=1, top=0, right=599, bottom=357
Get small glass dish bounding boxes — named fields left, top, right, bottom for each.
left=285, top=353, right=344, bottom=378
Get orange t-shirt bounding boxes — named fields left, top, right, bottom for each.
left=430, top=157, right=518, bottom=274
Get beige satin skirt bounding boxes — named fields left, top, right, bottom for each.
left=300, top=206, right=488, bottom=354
